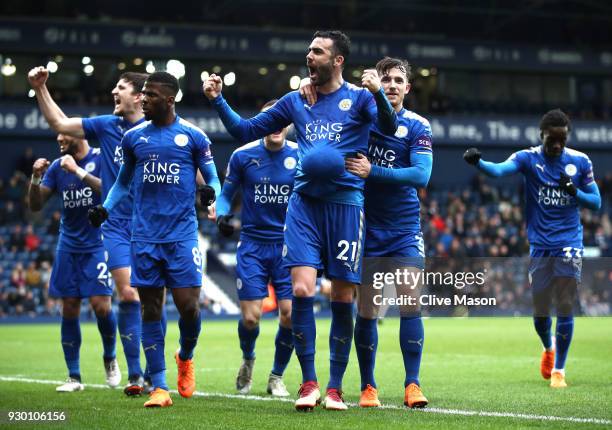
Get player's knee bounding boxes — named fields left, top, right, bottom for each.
left=91, top=299, right=111, bottom=317
left=279, top=311, right=292, bottom=328
left=117, top=285, right=139, bottom=302
left=61, top=300, right=80, bottom=318
left=330, top=287, right=354, bottom=303
left=142, top=306, right=162, bottom=322
left=178, top=303, right=200, bottom=322
left=292, top=282, right=313, bottom=298
left=557, top=301, right=574, bottom=317
left=242, top=315, right=260, bottom=329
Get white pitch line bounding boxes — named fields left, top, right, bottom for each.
left=1, top=376, right=610, bottom=426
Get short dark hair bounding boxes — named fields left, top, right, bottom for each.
left=261, top=99, right=278, bottom=110
left=119, top=72, right=148, bottom=94
left=145, top=71, right=179, bottom=96
left=375, top=57, right=411, bottom=81
left=539, top=109, right=571, bottom=132
left=313, top=30, right=351, bottom=64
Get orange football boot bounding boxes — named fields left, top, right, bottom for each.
left=175, top=350, right=196, bottom=398
left=540, top=348, right=555, bottom=379
left=404, top=383, right=428, bottom=408
left=144, top=388, right=173, bottom=408
left=359, top=384, right=381, bottom=408
left=550, top=371, right=567, bottom=388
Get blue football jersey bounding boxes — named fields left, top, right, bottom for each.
left=225, top=139, right=298, bottom=242
left=221, top=83, right=386, bottom=206
left=121, top=116, right=215, bottom=242
left=82, top=115, right=145, bottom=220
left=508, top=146, right=595, bottom=249
left=364, top=109, right=433, bottom=231
left=41, top=148, right=103, bottom=252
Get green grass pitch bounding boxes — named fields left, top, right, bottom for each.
left=0, top=317, right=611, bottom=429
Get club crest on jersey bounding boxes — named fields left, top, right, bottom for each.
left=85, top=161, right=96, bottom=172
left=174, top=134, right=189, bottom=147
left=284, top=156, right=297, bottom=170
left=338, top=98, right=352, bottom=111
left=564, top=163, right=577, bottom=176
left=395, top=125, right=408, bottom=138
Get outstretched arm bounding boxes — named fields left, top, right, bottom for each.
left=28, top=67, right=85, bottom=138
left=204, top=74, right=291, bottom=143
left=477, top=159, right=520, bottom=178
left=463, top=148, right=520, bottom=178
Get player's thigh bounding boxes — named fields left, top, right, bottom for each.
left=269, top=242, right=293, bottom=302
left=552, top=246, right=582, bottom=286
left=291, top=266, right=318, bottom=297
left=111, top=267, right=139, bottom=301
left=137, top=287, right=165, bottom=321
left=330, top=279, right=356, bottom=303
left=529, top=250, right=555, bottom=316
left=324, top=203, right=366, bottom=285
left=171, top=287, right=201, bottom=319
left=283, top=193, right=324, bottom=272
left=552, top=277, right=578, bottom=317
left=357, top=252, right=384, bottom=318
left=394, top=265, right=423, bottom=317
left=131, top=241, right=164, bottom=288
left=61, top=296, right=81, bottom=318
left=277, top=298, right=292, bottom=325
left=236, top=240, right=271, bottom=301
left=163, top=239, right=203, bottom=289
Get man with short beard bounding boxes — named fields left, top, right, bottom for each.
left=205, top=30, right=398, bottom=411
left=28, top=133, right=118, bottom=392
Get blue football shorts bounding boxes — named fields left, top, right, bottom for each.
left=235, top=239, right=292, bottom=301
left=130, top=239, right=202, bottom=288
left=101, top=216, right=132, bottom=271
left=529, top=246, right=582, bottom=294
left=49, top=248, right=113, bottom=298
left=364, top=227, right=425, bottom=269
left=283, top=192, right=365, bottom=284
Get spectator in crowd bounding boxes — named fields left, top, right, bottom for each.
left=1, top=201, right=22, bottom=225
left=10, top=263, right=26, bottom=289
left=16, top=147, right=36, bottom=178
left=5, top=173, right=25, bottom=204
left=9, top=225, right=25, bottom=252
left=24, top=224, right=41, bottom=252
